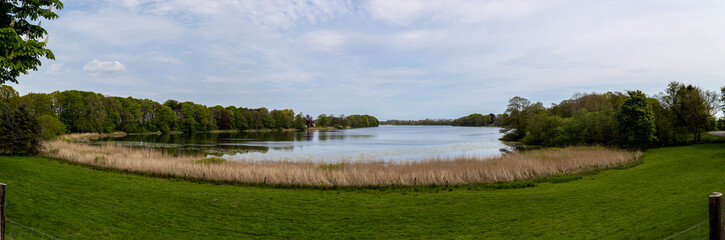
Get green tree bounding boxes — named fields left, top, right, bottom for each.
left=0, top=84, right=19, bottom=106
left=500, top=96, right=544, bottom=141
left=0, top=104, right=41, bottom=155
left=155, top=104, right=177, bottom=133
left=36, top=114, right=64, bottom=139
left=294, top=114, right=306, bottom=131
left=316, top=114, right=329, bottom=127
left=679, top=85, right=711, bottom=143
left=179, top=102, right=197, bottom=133
left=615, top=90, right=656, bottom=149
left=193, top=103, right=210, bottom=131
left=720, top=86, right=725, bottom=116
left=1, top=0, right=64, bottom=84
left=16, top=92, right=52, bottom=116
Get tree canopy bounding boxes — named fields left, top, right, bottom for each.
left=615, top=90, right=656, bottom=149
left=498, top=82, right=721, bottom=148
left=1, top=0, right=64, bottom=84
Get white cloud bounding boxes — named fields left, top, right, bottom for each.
left=61, top=10, right=186, bottom=45
left=114, top=0, right=353, bottom=29
left=46, top=63, right=65, bottom=75
left=365, top=0, right=540, bottom=26
left=19, top=0, right=725, bottom=120
left=155, top=57, right=181, bottom=64
left=371, top=68, right=428, bottom=77
left=83, top=59, right=127, bottom=74
left=304, top=30, right=349, bottom=53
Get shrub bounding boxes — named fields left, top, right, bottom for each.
left=37, top=114, right=66, bottom=140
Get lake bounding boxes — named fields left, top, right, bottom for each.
left=98, top=125, right=509, bottom=162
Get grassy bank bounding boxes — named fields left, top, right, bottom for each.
left=0, top=143, right=723, bottom=238
left=43, top=139, right=638, bottom=186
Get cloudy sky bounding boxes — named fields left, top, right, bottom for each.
left=13, top=0, right=725, bottom=120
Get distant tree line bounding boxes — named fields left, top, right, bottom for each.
left=0, top=85, right=380, bottom=142
left=381, top=119, right=453, bottom=125
left=382, top=113, right=501, bottom=127
left=499, top=82, right=724, bottom=149
left=314, top=114, right=380, bottom=128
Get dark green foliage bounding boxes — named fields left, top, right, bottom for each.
left=451, top=113, right=492, bottom=126
left=500, top=96, right=545, bottom=141
left=0, top=0, right=64, bottom=84
left=271, top=109, right=294, bottom=129
left=345, top=114, right=379, bottom=128
left=293, top=113, right=306, bottom=131
left=615, top=90, right=656, bottom=149
left=36, top=114, right=64, bottom=139
left=210, top=106, right=231, bottom=130
left=721, top=86, right=725, bottom=115
left=5, top=86, right=379, bottom=134
left=521, top=112, right=566, bottom=146
left=0, top=104, right=41, bottom=155
left=383, top=113, right=502, bottom=127
left=502, top=83, right=720, bottom=148
left=314, top=114, right=379, bottom=128
left=315, top=114, right=329, bottom=127
left=658, top=82, right=719, bottom=144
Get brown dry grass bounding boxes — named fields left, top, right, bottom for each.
left=43, top=137, right=640, bottom=186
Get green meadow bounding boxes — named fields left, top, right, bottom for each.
left=1, top=143, right=724, bottom=239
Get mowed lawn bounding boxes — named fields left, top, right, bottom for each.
left=1, top=144, right=725, bottom=239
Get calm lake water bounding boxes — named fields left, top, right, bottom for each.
left=98, top=125, right=509, bottom=162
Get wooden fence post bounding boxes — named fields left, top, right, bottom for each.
left=710, top=192, right=723, bottom=240
left=1, top=183, right=6, bottom=240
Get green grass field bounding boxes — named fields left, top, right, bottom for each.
left=1, top=143, right=724, bottom=239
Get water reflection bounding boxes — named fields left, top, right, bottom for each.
left=97, top=126, right=508, bottom=162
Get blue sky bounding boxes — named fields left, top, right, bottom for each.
left=13, top=0, right=725, bottom=120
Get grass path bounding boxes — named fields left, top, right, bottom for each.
left=1, top=144, right=724, bottom=239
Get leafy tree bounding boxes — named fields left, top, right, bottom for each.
left=0, top=104, right=41, bottom=155
left=155, top=104, right=177, bottom=133
left=118, top=97, right=142, bottom=132
left=179, top=102, right=197, bottom=133
left=16, top=92, right=51, bottom=116
left=316, top=114, right=329, bottom=127
left=231, top=108, right=248, bottom=130
left=345, top=115, right=379, bottom=128
left=193, top=103, right=210, bottom=131
left=1, top=0, right=64, bottom=84
left=500, top=96, right=544, bottom=141
left=615, top=90, right=656, bottom=149
left=679, top=85, right=711, bottom=142
left=304, top=114, right=315, bottom=128
left=452, top=113, right=491, bottom=126
left=77, top=93, right=105, bottom=132
left=293, top=114, right=306, bottom=131
left=102, top=97, right=121, bottom=132
left=216, top=108, right=231, bottom=130
left=721, top=86, right=725, bottom=116
left=56, top=90, right=83, bottom=131
left=522, top=112, right=565, bottom=146
left=36, top=114, right=63, bottom=139
left=0, top=84, right=19, bottom=105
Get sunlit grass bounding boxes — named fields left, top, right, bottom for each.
left=43, top=135, right=640, bottom=186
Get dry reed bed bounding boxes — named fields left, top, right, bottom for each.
left=43, top=139, right=641, bottom=186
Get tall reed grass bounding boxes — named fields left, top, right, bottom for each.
left=43, top=137, right=641, bottom=186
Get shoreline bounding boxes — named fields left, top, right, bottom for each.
left=42, top=139, right=640, bottom=186
left=61, top=127, right=347, bottom=141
